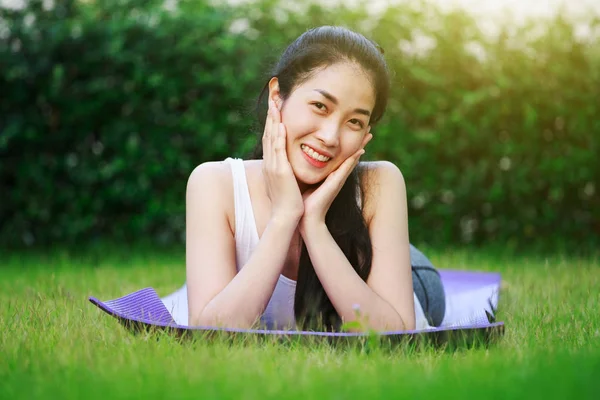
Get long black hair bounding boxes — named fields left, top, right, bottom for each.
left=250, top=26, right=391, bottom=331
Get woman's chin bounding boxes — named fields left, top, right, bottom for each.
left=295, top=172, right=324, bottom=187
left=292, top=164, right=328, bottom=187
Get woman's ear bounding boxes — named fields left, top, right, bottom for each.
left=268, top=77, right=283, bottom=110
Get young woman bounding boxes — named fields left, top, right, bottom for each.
left=163, top=26, right=445, bottom=332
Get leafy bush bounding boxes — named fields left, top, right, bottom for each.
left=1, top=0, right=598, bottom=249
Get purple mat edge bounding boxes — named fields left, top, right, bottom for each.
left=89, top=297, right=504, bottom=338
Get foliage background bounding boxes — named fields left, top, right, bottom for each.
left=1, top=0, right=598, bottom=250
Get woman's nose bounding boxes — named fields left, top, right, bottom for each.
left=314, top=123, right=340, bottom=147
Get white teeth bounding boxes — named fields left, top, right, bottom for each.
left=301, top=145, right=331, bottom=162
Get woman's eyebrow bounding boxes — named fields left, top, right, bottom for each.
left=313, top=89, right=371, bottom=117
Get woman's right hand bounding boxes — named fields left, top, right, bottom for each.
left=262, top=98, right=304, bottom=224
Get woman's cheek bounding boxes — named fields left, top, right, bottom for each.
left=284, top=108, right=319, bottom=138
left=341, top=132, right=363, bottom=153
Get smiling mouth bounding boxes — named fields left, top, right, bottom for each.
left=301, top=144, right=331, bottom=162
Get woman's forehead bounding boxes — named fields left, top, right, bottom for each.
left=295, top=63, right=376, bottom=110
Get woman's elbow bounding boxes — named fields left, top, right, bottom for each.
left=189, top=307, right=257, bottom=329
left=402, top=318, right=416, bottom=331
left=379, top=312, right=415, bottom=331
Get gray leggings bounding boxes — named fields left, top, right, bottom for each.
left=410, top=245, right=446, bottom=327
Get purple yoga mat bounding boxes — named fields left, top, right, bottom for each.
left=88, top=270, right=504, bottom=345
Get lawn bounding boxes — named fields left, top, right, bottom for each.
left=1, top=246, right=599, bottom=399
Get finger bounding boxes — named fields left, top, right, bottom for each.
left=352, top=149, right=365, bottom=168
left=274, top=123, right=288, bottom=165
left=270, top=100, right=283, bottom=168
left=264, top=102, right=278, bottom=165
left=270, top=98, right=281, bottom=125
left=270, top=104, right=280, bottom=167
left=343, top=149, right=364, bottom=176
left=262, top=105, right=273, bottom=161
left=324, top=150, right=363, bottom=188
left=361, top=132, right=373, bottom=148
left=264, top=102, right=274, bottom=138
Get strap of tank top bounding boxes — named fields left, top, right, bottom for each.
left=356, top=184, right=362, bottom=209
left=225, top=157, right=257, bottom=241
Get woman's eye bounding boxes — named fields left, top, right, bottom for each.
left=350, top=119, right=364, bottom=128
left=313, top=102, right=327, bottom=111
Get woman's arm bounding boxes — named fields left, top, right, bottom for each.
left=186, top=162, right=299, bottom=328
left=188, top=96, right=304, bottom=329
left=301, top=161, right=415, bottom=331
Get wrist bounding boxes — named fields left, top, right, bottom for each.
left=299, top=218, right=327, bottom=236
left=269, top=213, right=301, bottom=231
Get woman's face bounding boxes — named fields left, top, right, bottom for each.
left=269, top=62, right=376, bottom=189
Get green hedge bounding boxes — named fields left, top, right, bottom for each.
left=1, top=0, right=598, bottom=249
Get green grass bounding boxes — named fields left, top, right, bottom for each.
left=1, top=246, right=599, bottom=399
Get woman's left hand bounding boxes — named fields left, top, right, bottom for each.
left=299, top=132, right=373, bottom=234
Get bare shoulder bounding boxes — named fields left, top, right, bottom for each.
left=360, top=160, right=404, bottom=181
left=187, top=160, right=235, bottom=232
left=359, top=161, right=407, bottom=223
left=188, top=160, right=232, bottom=186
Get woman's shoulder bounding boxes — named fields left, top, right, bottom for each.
left=187, top=158, right=264, bottom=194
left=359, top=160, right=407, bottom=222
left=360, top=160, right=405, bottom=189
left=186, top=160, right=237, bottom=229
left=187, top=159, right=232, bottom=187
left=187, top=158, right=263, bottom=236
left=360, top=160, right=403, bottom=176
